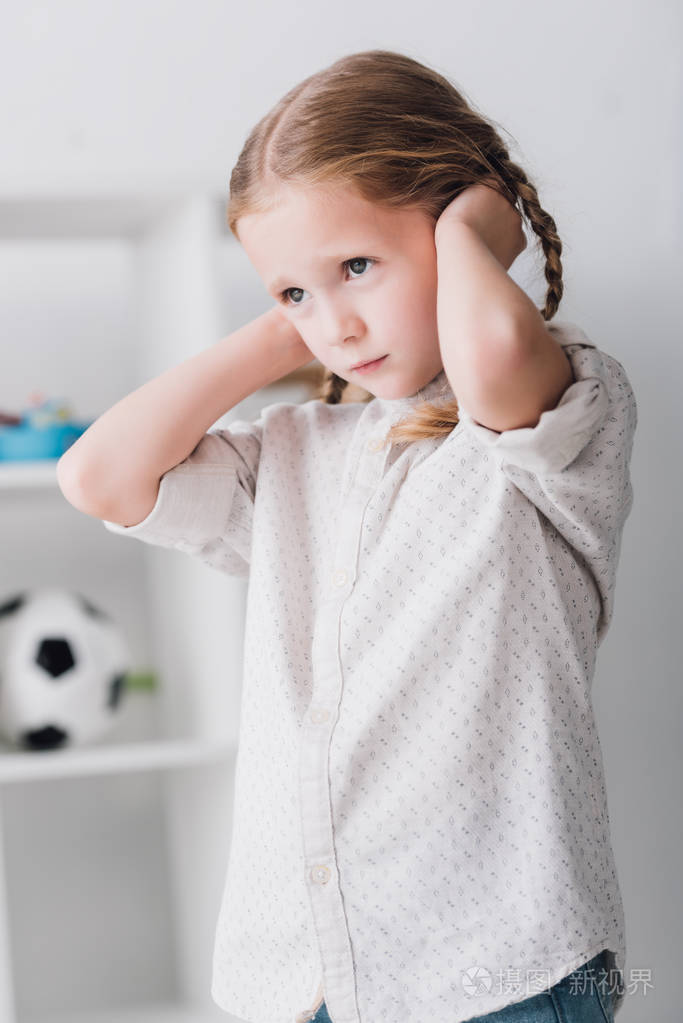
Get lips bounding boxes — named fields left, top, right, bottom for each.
left=351, top=355, right=386, bottom=370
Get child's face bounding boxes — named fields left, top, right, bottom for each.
left=237, top=181, right=445, bottom=399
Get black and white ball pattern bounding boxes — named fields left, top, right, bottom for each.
left=0, top=588, right=130, bottom=750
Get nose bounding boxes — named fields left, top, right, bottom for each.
left=318, top=294, right=365, bottom=348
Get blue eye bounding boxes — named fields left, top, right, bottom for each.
left=280, top=257, right=375, bottom=306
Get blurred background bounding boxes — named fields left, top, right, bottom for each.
left=0, top=1, right=680, bottom=1022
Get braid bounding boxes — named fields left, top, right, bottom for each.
left=319, top=369, right=350, bottom=404
left=490, top=151, right=564, bottom=322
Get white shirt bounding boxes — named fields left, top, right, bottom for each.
left=104, top=319, right=637, bottom=1023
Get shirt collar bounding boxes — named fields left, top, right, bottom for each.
left=372, top=367, right=454, bottom=416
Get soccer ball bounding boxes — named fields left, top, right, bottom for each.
left=0, top=588, right=131, bottom=751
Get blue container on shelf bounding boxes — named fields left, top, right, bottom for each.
left=0, top=422, right=90, bottom=461
left=0, top=399, right=92, bottom=462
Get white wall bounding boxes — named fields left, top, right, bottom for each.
left=1, top=1, right=681, bottom=1019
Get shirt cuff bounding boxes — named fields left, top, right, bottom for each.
left=103, top=463, right=239, bottom=548
left=456, top=353, right=610, bottom=476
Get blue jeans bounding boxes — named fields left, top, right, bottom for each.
left=310, top=949, right=617, bottom=1022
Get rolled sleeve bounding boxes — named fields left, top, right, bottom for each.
left=456, top=360, right=610, bottom=476
left=106, top=461, right=239, bottom=540
left=103, top=419, right=263, bottom=578
left=457, top=324, right=638, bottom=643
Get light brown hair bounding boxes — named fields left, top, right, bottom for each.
left=227, top=49, right=563, bottom=445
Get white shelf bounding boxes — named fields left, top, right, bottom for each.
left=0, top=196, right=230, bottom=240
left=0, top=192, right=246, bottom=1023
left=24, top=1003, right=244, bottom=1023
left=0, top=737, right=236, bottom=784
left=0, top=460, right=59, bottom=488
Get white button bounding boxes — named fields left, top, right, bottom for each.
left=310, top=864, right=331, bottom=885
left=367, top=436, right=384, bottom=452
left=310, top=708, right=330, bottom=724
left=333, top=569, right=348, bottom=587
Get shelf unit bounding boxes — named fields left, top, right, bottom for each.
left=0, top=195, right=313, bottom=1023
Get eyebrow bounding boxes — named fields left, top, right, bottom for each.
left=268, top=275, right=297, bottom=295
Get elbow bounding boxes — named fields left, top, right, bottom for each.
left=57, top=454, right=160, bottom=527
left=57, top=452, right=115, bottom=518
left=56, top=454, right=99, bottom=514
left=56, top=451, right=83, bottom=502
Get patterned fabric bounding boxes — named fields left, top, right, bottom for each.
left=104, top=319, right=637, bottom=1023
left=311, top=949, right=618, bottom=1022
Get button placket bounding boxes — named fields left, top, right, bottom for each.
left=296, top=416, right=391, bottom=1023
left=309, top=707, right=331, bottom=725
left=332, top=568, right=348, bottom=587
left=310, top=864, right=331, bottom=885
left=357, top=418, right=394, bottom=489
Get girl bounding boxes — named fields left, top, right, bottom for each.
left=58, top=50, right=636, bottom=1023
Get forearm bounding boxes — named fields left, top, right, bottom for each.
left=434, top=220, right=533, bottom=396
left=435, top=218, right=573, bottom=432
left=57, top=307, right=306, bottom=510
